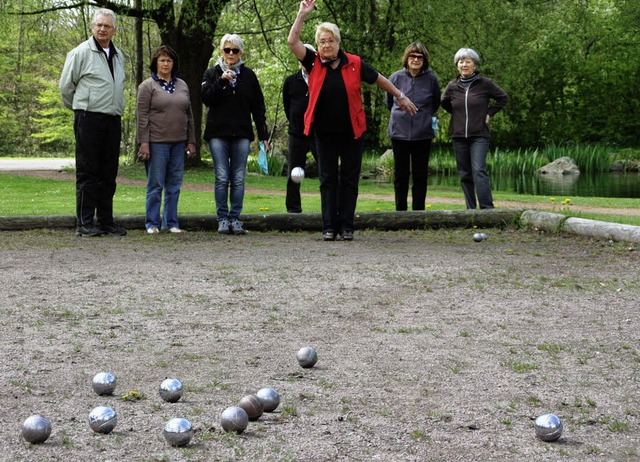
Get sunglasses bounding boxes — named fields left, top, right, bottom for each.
left=223, top=48, right=241, bottom=54
left=408, top=54, right=424, bottom=60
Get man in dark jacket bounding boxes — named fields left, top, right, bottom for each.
left=282, top=45, right=318, bottom=213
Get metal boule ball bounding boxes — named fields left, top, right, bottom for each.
left=291, top=167, right=305, bottom=184
left=256, top=387, right=280, bottom=412
left=163, top=417, right=193, bottom=446
left=534, top=413, right=563, bottom=442
left=238, top=395, right=264, bottom=421
left=159, top=378, right=183, bottom=403
left=91, top=371, right=117, bottom=396
left=473, top=233, right=484, bottom=242
left=88, top=406, right=117, bottom=434
left=480, top=233, right=488, bottom=240
left=220, top=406, right=249, bottom=434
left=22, top=415, right=52, bottom=444
left=296, top=346, right=318, bottom=368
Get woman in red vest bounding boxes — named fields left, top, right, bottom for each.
left=289, top=0, right=417, bottom=241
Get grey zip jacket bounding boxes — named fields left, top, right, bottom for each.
left=60, top=37, right=125, bottom=116
left=386, top=68, right=441, bottom=140
left=441, top=73, right=508, bottom=139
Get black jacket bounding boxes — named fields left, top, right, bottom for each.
left=282, top=70, right=311, bottom=136
left=441, top=73, right=508, bottom=139
left=201, top=63, right=268, bottom=141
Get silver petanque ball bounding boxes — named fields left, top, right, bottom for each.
left=480, top=233, right=488, bottom=240
left=256, top=387, right=280, bottom=412
left=159, top=378, right=184, bottom=403
left=238, top=395, right=264, bottom=421
left=296, top=346, right=318, bottom=368
left=91, top=371, right=117, bottom=396
left=88, top=406, right=117, bottom=434
left=220, top=406, right=249, bottom=434
left=534, top=413, right=563, bottom=442
left=473, top=233, right=484, bottom=242
left=291, top=167, right=305, bottom=184
left=163, top=417, right=193, bottom=446
left=22, top=415, right=52, bottom=444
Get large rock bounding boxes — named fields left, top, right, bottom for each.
left=538, top=156, right=580, bottom=175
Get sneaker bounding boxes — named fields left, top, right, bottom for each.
left=146, top=227, right=159, bottom=235
left=230, top=219, right=246, bottom=235
left=100, top=224, right=127, bottom=236
left=340, top=230, right=354, bottom=241
left=322, top=231, right=335, bottom=241
left=169, top=227, right=186, bottom=233
left=75, top=225, right=104, bottom=237
left=217, top=219, right=231, bottom=234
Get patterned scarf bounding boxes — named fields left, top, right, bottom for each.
left=151, top=73, right=175, bottom=94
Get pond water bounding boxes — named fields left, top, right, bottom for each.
left=429, top=172, right=640, bottom=198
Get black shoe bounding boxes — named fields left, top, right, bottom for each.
left=75, top=225, right=105, bottom=237
left=99, top=224, right=127, bottom=236
left=322, top=231, right=335, bottom=241
left=340, top=230, right=354, bottom=241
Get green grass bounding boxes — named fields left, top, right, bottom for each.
left=1, top=165, right=639, bottom=226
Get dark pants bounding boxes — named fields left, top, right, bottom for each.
left=453, top=136, right=494, bottom=209
left=286, top=133, right=318, bottom=213
left=74, top=111, right=121, bottom=226
left=316, top=134, right=363, bottom=233
left=391, top=139, right=432, bottom=211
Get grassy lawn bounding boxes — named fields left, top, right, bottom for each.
left=1, top=164, right=639, bottom=226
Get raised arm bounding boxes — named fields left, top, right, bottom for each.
left=288, top=0, right=316, bottom=60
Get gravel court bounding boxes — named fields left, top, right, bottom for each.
left=0, top=228, right=638, bottom=461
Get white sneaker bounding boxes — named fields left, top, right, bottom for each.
left=147, top=227, right=159, bottom=234
left=169, top=227, right=186, bottom=233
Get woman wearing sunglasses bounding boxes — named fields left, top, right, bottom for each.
left=386, top=42, right=441, bottom=211
left=201, top=34, right=270, bottom=235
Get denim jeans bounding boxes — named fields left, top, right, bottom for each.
left=207, top=137, right=251, bottom=220
left=145, top=142, right=185, bottom=229
left=453, top=137, right=494, bottom=209
left=391, top=139, right=432, bottom=211
left=316, top=134, right=363, bottom=233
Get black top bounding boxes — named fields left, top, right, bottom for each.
left=282, top=69, right=311, bottom=136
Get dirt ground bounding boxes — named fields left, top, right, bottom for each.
left=0, top=227, right=638, bottom=461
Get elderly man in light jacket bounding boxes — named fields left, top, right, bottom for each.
left=60, top=8, right=126, bottom=237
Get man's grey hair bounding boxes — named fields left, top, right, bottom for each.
left=92, top=8, right=117, bottom=28
left=454, top=48, right=481, bottom=66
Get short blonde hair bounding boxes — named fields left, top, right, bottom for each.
left=315, top=22, right=341, bottom=46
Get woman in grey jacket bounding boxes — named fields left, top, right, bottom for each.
left=386, top=42, right=441, bottom=211
left=441, top=48, right=509, bottom=209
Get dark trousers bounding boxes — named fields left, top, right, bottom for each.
left=453, top=136, right=494, bottom=209
left=74, top=111, right=121, bottom=226
left=316, top=134, right=363, bottom=233
left=391, top=139, right=432, bottom=211
left=286, top=133, right=318, bottom=213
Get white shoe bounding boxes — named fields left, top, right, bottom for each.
left=169, top=227, right=186, bottom=233
left=146, top=227, right=159, bottom=234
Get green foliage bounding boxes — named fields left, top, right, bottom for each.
left=29, top=79, right=74, bottom=153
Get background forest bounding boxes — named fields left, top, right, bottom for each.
left=1, top=0, right=639, bottom=162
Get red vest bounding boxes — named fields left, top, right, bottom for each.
left=304, top=52, right=366, bottom=139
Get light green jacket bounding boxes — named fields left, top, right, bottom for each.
left=60, top=37, right=125, bottom=116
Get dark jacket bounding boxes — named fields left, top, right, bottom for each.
left=386, top=68, right=441, bottom=140
left=201, top=63, right=268, bottom=141
left=441, top=73, right=508, bottom=139
left=282, top=70, right=311, bottom=137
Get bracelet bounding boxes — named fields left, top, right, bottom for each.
left=398, top=92, right=406, bottom=100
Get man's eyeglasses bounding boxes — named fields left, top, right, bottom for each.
left=94, top=23, right=114, bottom=30
left=408, top=54, right=424, bottom=61
left=223, top=48, right=241, bottom=54
left=318, top=39, right=337, bottom=46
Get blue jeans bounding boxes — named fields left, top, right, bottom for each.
left=316, top=134, right=363, bottom=233
left=207, top=137, right=250, bottom=221
left=453, top=137, right=494, bottom=209
left=145, top=142, right=185, bottom=229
